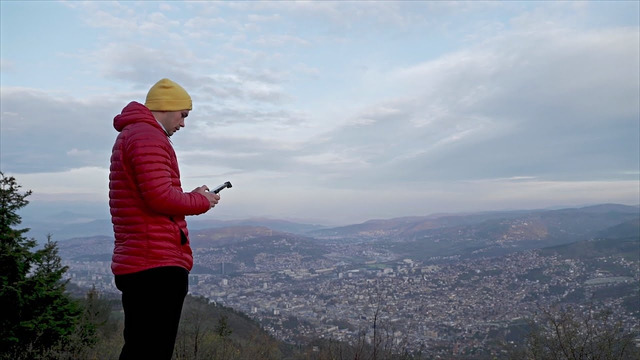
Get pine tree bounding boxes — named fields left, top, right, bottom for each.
left=216, top=314, right=233, bottom=360
left=0, top=172, right=36, bottom=352
left=0, top=172, right=83, bottom=359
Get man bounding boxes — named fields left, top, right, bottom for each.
left=109, top=78, right=220, bottom=360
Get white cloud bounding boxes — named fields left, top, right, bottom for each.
left=66, top=148, right=93, bottom=157
left=0, top=87, right=116, bottom=172
left=10, top=167, right=109, bottom=199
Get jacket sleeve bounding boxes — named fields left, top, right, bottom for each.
left=124, top=126, right=211, bottom=216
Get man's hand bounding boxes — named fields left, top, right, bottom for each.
left=192, top=185, right=220, bottom=209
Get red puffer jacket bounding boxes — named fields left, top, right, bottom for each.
left=109, top=101, right=210, bottom=275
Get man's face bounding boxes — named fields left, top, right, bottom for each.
left=156, top=110, right=189, bottom=136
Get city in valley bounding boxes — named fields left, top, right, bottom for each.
left=55, top=204, right=639, bottom=356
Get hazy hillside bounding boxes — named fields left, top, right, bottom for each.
left=595, top=217, right=640, bottom=240
left=190, top=226, right=329, bottom=274
left=57, top=204, right=640, bottom=267
left=307, top=204, right=638, bottom=243
left=380, top=205, right=639, bottom=261
left=57, top=235, right=113, bottom=261
left=540, top=218, right=640, bottom=261
left=189, top=217, right=327, bottom=235
left=28, top=204, right=639, bottom=244
left=25, top=216, right=325, bottom=243
left=25, top=219, right=113, bottom=244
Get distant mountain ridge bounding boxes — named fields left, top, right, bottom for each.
left=188, top=217, right=326, bottom=235
left=308, top=204, right=639, bottom=240
left=382, top=205, right=639, bottom=261
left=27, top=203, right=639, bottom=243
left=56, top=204, right=639, bottom=269
left=25, top=216, right=326, bottom=243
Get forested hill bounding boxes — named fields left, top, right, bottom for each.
left=540, top=217, right=640, bottom=260
left=62, top=288, right=302, bottom=359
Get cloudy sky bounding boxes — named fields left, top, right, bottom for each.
left=1, top=1, right=639, bottom=226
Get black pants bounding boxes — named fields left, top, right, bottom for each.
left=115, top=266, right=189, bottom=360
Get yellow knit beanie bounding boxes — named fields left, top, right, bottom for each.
left=144, top=78, right=192, bottom=111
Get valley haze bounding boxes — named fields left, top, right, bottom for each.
left=18, top=202, right=640, bottom=244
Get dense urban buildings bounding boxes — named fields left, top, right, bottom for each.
left=59, top=215, right=639, bottom=357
